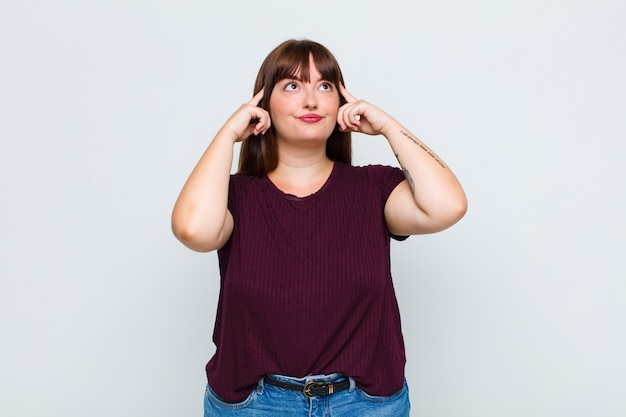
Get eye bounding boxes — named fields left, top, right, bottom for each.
left=320, top=82, right=333, bottom=91
left=285, top=82, right=298, bottom=91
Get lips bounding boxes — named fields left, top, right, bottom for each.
left=299, top=114, right=322, bottom=123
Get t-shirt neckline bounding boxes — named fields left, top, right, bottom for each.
left=264, top=162, right=339, bottom=201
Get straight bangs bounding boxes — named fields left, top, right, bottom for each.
left=272, top=43, right=344, bottom=89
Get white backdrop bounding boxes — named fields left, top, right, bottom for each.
left=1, top=1, right=625, bottom=416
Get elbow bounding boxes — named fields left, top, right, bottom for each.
left=171, top=219, right=221, bottom=253
left=439, top=194, right=468, bottom=231
left=454, top=194, right=469, bottom=221
left=421, top=194, right=468, bottom=234
left=444, top=188, right=468, bottom=219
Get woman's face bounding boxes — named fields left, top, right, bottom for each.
left=268, top=54, right=340, bottom=146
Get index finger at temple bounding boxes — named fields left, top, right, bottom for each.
left=339, top=84, right=356, bottom=103
left=249, top=88, right=264, bottom=106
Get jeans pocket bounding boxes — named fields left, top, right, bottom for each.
left=356, top=381, right=409, bottom=403
left=205, top=384, right=256, bottom=411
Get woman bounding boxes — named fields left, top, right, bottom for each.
left=172, top=39, right=467, bottom=416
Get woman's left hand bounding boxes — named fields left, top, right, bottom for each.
left=337, top=85, right=393, bottom=136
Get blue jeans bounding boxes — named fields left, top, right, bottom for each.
left=204, top=373, right=410, bottom=417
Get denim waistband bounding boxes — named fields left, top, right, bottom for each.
left=268, top=373, right=345, bottom=383
left=261, top=373, right=357, bottom=392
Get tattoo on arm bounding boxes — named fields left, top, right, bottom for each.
left=400, top=130, right=446, bottom=169
left=402, top=166, right=416, bottom=194
left=395, top=153, right=416, bottom=194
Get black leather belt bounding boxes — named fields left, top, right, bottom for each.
left=263, top=376, right=351, bottom=398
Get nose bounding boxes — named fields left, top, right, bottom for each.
left=303, top=85, right=318, bottom=109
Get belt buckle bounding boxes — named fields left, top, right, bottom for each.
left=303, top=381, right=325, bottom=398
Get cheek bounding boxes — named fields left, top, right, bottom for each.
left=327, top=105, right=339, bottom=121
left=269, top=96, right=292, bottom=119
left=324, top=94, right=340, bottom=115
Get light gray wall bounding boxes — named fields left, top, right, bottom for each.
left=1, top=1, right=625, bottom=416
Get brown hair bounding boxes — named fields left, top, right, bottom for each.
left=238, top=39, right=352, bottom=176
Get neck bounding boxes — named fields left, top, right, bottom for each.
left=268, top=147, right=334, bottom=197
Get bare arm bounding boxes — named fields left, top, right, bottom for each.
left=171, top=90, right=270, bottom=252
left=337, top=86, right=467, bottom=235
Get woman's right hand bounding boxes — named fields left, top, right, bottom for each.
left=223, top=89, right=271, bottom=142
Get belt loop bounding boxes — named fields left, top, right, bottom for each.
left=348, top=377, right=356, bottom=392
left=257, top=377, right=265, bottom=395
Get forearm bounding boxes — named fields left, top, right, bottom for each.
left=383, top=120, right=467, bottom=220
left=171, top=130, right=235, bottom=252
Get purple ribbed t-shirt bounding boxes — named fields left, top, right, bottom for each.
left=206, top=162, right=408, bottom=402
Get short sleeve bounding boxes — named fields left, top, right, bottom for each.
left=365, top=165, right=409, bottom=241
